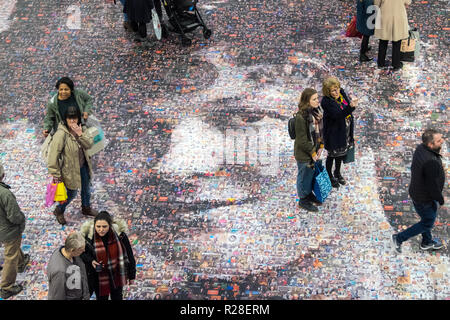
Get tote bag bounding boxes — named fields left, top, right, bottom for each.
left=312, top=160, right=332, bottom=203
left=400, top=28, right=420, bottom=62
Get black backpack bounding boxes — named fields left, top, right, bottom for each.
left=288, top=113, right=296, bottom=139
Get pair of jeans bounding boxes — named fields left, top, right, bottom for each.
left=57, top=163, right=91, bottom=212
left=296, top=161, right=314, bottom=199
left=0, top=236, right=25, bottom=290
left=378, top=39, right=402, bottom=68
left=396, top=201, right=438, bottom=245
left=119, top=0, right=128, bottom=22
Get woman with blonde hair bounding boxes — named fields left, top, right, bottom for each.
left=321, top=77, right=357, bottom=188
left=294, top=88, right=324, bottom=212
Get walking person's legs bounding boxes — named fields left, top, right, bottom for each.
left=360, top=35, right=371, bottom=62
left=119, top=0, right=129, bottom=22
left=80, top=163, right=97, bottom=217
left=392, top=201, right=442, bottom=252
left=120, top=0, right=133, bottom=31
left=80, top=164, right=91, bottom=208
left=333, top=156, right=346, bottom=185
left=296, top=161, right=317, bottom=212
left=138, top=22, right=147, bottom=38
left=326, top=156, right=339, bottom=188
left=54, top=188, right=78, bottom=225
left=377, top=39, right=388, bottom=68
left=57, top=189, right=78, bottom=213
left=392, top=40, right=403, bottom=70
left=0, top=236, right=24, bottom=298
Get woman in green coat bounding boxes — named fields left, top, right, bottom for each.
left=48, top=106, right=98, bottom=225
left=43, top=77, right=94, bottom=137
left=294, top=88, right=324, bottom=212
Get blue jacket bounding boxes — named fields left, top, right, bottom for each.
left=356, top=0, right=375, bottom=36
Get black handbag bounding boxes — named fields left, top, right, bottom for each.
left=343, top=145, right=355, bottom=164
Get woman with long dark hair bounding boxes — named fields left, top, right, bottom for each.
left=294, top=88, right=324, bottom=212
left=80, top=211, right=136, bottom=300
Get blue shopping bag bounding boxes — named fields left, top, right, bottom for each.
left=312, top=160, right=332, bottom=203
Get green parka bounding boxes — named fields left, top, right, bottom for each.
left=43, top=89, right=94, bottom=134
left=294, top=111, right=323, bottom=163
left=47, top=123, right=94, bottom=190
left=0, top=182, right=25, bottom=242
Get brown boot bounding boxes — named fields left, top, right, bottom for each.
left=53, top=206, right=66, bottom=225
left=81, top=206, right=98, bottom=217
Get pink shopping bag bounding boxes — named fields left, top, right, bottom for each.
left=45, top=182, right=57, bottom=207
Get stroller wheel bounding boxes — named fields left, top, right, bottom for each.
left=181, top=37, right=192, bottom=46
left=203, top=28, right=212, bottom=39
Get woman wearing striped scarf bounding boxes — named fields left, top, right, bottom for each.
left=80, top=211, right=136, bottom=300
left=321, top=77, right=357, bottom=188
left=294, top=88, right=324, bottom=212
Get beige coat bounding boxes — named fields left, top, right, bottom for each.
left=48, top=123, right=94, bottom=190
left=374, top=0, right=411, bottom=41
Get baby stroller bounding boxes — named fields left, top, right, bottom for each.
left=162, top=0, right=212, bottom=46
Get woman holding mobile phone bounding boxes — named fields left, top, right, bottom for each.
left=80, top=211, right=136, bottom=300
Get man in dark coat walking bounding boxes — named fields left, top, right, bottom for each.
left=392, top=129, right=446, bottom=253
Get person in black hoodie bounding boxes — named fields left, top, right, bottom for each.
left=80, top=211, right=136, bottom=300
left=321, top=77, right=357, bottom=188
left=392, top=129, right=446, bottom=253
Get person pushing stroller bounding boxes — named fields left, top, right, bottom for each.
left=124, top=0, right=168, bottom=40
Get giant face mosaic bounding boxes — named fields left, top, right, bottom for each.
left=0, top=0, right=448, bottom=300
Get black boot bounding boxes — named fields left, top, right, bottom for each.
left=53, top=206, right=66, bottom=225
left=327, top=171, right=340, bottom=188
left=130, top=21, right=138, bottom=32
left=306, top=193, right=322, bottom=206
left=392, top=62, right=403, bottom=72
left=334, top=172, right=346, bottom=185
left=123, top=21, right=133, bottom=32
left=81, top=206, right=98, bottom=217
left=359, top=53, right=371, bottom=62
left=298, top=198, right=318, bottom=212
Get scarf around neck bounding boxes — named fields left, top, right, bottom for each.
left=94, top=228, right=129, bottom=297
left=334, top=93, right=349, bottom=110
left=308, top=106, right=324, bottom=146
